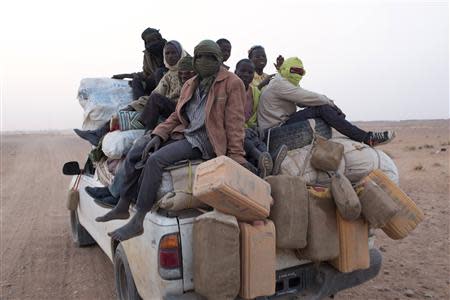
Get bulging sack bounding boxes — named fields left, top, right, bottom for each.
left=193, top=210, right=240, bottom=300
left=311, top=136, right=344, bottom=172
left=359, top=180, right=399, bottom=228
left=77, top=78, right=133, bottom=130
left=156, top=162, right=208, bottom=211
left=331, top=173, right=361, bottom=221
left=266, top=175, right=308, bottom=249
left=280, top=138, right=399, bottom=185
left=102, top=130, right=145, bottom=159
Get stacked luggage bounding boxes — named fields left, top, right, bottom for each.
left=193, top=156, right=276, bottom=299
left=191, top=134, right=424, bottom=299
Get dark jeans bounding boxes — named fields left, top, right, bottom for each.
left=139, top=93, right=176, bottom=131
left=244, top=128, right=267, bottom=166
left=284, top=105, right=368, bottom=142
left=120, top=137, right=202, bottom=212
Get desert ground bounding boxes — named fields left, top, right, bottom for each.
left=1, top=119, right=449, bottom=299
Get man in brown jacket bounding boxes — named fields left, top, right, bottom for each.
left=96, top=40, right=247, bottom=241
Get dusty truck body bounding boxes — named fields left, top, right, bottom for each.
left=64, top=158, right=381, bottom=300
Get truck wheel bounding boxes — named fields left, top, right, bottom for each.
left=70, top=210, right=96, bottom=247
left=114, top=244, right=142, bottom=300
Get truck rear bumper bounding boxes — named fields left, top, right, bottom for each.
left=165, top=249, right=382, bottom=300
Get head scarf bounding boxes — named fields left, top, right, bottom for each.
left=193, top=40, right=223, bottom=94
left=279, top=57, right=306, bottom=86
left=163, top=40, right=187, bottom=71
left=178, top=55, right=194, bottom=71
left=141, top=28, right=166, bottom=55
left=141, top=27, right=162, bottom=40
left=193, top=40, right=223, bottom=78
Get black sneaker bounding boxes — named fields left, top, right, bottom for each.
left=74, top=129, right=102, bottom=146
left=85, top=186, right=112, bottom=200
left=366, top=131, right=396, bottom=147
left=93, top=196, right=119, bottom=209
left=271, top=144, right=288, bottom=176
left=73, top=124, right=109, bottom=146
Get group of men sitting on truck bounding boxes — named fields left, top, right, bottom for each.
left=74, top=27, right=395, bottom=242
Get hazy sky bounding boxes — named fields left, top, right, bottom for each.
left=1, top=0, right=448, bottom=131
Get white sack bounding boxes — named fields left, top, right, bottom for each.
left=102, top=130, right=145, bottom=159
left=77, top=78, right=133, bottom=129
left=280, top=137, right=399, bottom=185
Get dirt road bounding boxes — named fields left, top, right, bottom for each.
left=1, top=120, right=449, bottom=299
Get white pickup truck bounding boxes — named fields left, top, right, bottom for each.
left=63, top=158, right=381, bottom=300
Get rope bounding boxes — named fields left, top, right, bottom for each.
left=72, top=174, right=82, bottom=191
left=300, top=119, right=318, bottom=177
left=187, top=161, right=193, bottom=208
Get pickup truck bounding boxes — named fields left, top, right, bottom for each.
left=63, top=157, right=381, bottom=300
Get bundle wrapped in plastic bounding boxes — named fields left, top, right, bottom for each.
left=77, top=78, right=133, bottom=130
left=102, top=130, right=145, bottom=159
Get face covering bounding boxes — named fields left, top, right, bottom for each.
left=146, top=40, right=166, bottom=55
left=194, top=55, right=220, bottom=78
left=279, top=57, right=306, bottom=86
left=193, top=40, right=223, bottom=79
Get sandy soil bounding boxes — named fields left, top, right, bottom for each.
left=1, top=120, right=449, bottom=300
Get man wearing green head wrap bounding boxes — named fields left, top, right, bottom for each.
left=258, top=57, right=395, bottom=146
left=96, top=40, right=248, bottom=242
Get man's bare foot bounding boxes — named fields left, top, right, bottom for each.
left=95, top=207, right=129, bottom=222
left=108, top=212, right=146, bottom=241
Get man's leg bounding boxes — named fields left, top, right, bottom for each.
left=285, top=105, right=369, bottom=142
left=95, top=134, right=152, bottom=222
left=131, top=78, right=146, bottom=100
left=244, top=128, right=272, bottom=177
left=73, top=122, right=110, bottom=146
left=108, top=139, right=202, bottom=241
left=139, top=93, right=176, bottom=130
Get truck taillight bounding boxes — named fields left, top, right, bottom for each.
left=158, top=233, right=182, bottom=280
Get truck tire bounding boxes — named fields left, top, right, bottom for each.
left=70, top=210, right=96, bottom=247
left=266, top=118, right=332, bottom=153
left=114, top=244, right=142, bottom=300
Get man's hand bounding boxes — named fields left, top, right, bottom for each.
left=110, top=116, right=119, bottom=131
left=257, top=74, right=275, bottom=90
left=141, top=136, right=162, bottom=161
left=273, top=55, right=285, bottom=71
left=120, top=105, right=135, bottom=112
left=112, top=73, right=129, bottom=80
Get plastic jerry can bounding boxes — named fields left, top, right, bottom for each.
left=297, top=187, right=339, bottom=261
left=193, top=156, right=272, bottom=221
left=193, top=210, right=240, bottom=300
left=239, top=220, right=276, bottom=299
left=266, top=175, right=308, bottom=249
left=329, top=211, right=370, bottom=273
left=366, top=169, right=424, bottom=240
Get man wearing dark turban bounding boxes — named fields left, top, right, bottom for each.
left=112, top=27, right=167, bottom=100
left=96, top=40, right=247, bottom=242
